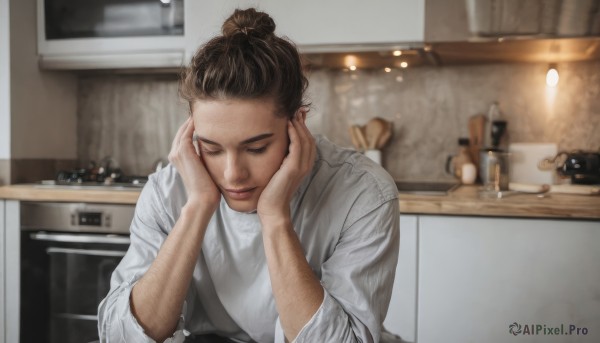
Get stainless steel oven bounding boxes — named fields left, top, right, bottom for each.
left=20, top=202, right=135, bottom=343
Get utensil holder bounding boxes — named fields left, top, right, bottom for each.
left=364, top=149, right=382, bottom=165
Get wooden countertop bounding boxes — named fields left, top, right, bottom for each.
left=1, top=184, right=599, bottom=220
left=399, top=185, right=600, bottom=220
left=0, top=184, right=140, bottom=204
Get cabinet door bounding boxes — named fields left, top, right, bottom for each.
left=3, top=200, right=20, bottom=343
left=0, top=200, right=4, bottom=343
left=384, top=215, right=418, bottom=342
left=418, top=215, right=600, bottom=343
left=185, top=0, right=425, bottom=58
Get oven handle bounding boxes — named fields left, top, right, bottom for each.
left=46, top=247, right=127, bottom=257
left=29, top=232, right=130, bottom=244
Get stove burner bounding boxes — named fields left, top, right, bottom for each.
left=54, top=166, right=147, bottom=188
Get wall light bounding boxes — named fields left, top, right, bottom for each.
left=400, top=61, right=408, bottom=68
left=344, top=55, right=358, bottom=70
left=393, top=50, right=402, bottom=56
left=546, top=64, right=559, bottom=87
left=384, top=67, right=392, bottom=73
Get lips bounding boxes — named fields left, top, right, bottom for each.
left=223, top=187, right=256, bottom=200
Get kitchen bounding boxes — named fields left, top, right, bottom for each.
left=1, top=0, right=600, bottom=342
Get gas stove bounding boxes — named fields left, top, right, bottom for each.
left=36, top=164, right=148, bottom=190
left=36, top=179, right=146, bottom=190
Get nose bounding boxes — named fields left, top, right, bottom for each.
left=224, top=153, right=249, bottom=184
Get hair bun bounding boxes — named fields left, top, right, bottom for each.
left=222, top=8, right=276, bottom=39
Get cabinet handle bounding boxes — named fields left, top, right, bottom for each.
left=53, top=313, right=98, bottom=321
left=30, top=232, right=130, bottom=244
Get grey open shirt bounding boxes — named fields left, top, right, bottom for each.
left=98, top=135, right=400, bottom=343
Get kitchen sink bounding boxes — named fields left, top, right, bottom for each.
left=395, top=181, right=459, bottom=195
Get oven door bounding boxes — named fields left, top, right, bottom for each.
left=21, top=232, right=130, bottom=343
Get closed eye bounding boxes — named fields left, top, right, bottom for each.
left=247, top=146, right=267, bottom=154
left=201, top=149, right=221, bottom=156
left=202, top=146, right=267, bottom=156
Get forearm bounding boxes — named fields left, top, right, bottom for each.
left=131, top=202, right=212, bottom=342
left=262, top=219, right=324, bottom=342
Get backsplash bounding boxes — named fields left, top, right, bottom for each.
left=78, top=74, right=187, bottom=176
left=78, top=60, right=600, bottom=180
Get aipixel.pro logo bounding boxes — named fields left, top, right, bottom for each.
left=509, top=322, right=522, bottom=336
left=509, top=322, right=589, bottom=336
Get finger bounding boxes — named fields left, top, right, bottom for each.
left=287, top=119, right=302, bottom=170
left=293, top=112, right=309, bottom=167
left=170, top=117, right=192, bottom=161
left=292, top=113, right=310, bottom=170
left=295, top=110, right=315, bottom=171
left=180, top=117, right=195, bottom=147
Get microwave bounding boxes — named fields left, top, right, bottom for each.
left=37, top=0, right=187, bottom=69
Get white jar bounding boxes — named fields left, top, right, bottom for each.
left=364, top=149, right=382, bottom=165
left=461, top=163, right=477, bottom=184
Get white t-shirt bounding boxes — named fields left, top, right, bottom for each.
left=98, top=135, right=400, bottom=343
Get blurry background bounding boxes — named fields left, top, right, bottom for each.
left=76, top=60, right=600, bottom=180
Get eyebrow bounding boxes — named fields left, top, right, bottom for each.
left=197, top=133, right=274, bottom=146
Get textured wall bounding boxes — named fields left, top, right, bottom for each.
left=78, top=60, right=600, bottom=180
left=78, top=74, right=187, bottom=175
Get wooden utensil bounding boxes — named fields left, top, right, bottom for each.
left=365, top=117, right=387, bottom=149
left=348, top=126, right=360, bottom=150
left=376, top=121, right=393, bottom=149
left=468, top=114, right=487, bottom=172
left=352, top=125, right=369, bottom=151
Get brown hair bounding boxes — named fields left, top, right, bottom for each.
left=179, top=8, right=309, bottom=119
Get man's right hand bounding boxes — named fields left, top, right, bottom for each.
left=129, top=117, right=221, bottom=341
left=168, top=117, right=221, bottom=213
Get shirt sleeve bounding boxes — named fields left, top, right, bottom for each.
left=292, top=198, right=400, bottom=343
left=97, top=177, right=186, bottom=343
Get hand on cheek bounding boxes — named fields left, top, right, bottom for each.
left=257, top=110, right=316, bottom=223
left=168, top=117, right=221, bottom=213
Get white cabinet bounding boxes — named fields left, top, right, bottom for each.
left=1, top=200, right=19, bottom=343
left=417, top=215, right=600, bottom=343
left=186, top=0, right=425, bottom=58
left=0, top=200, right=5, bottom=341
left=385, top=215, right=419, bottom=342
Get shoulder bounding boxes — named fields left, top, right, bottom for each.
left=147, top=163, right=185, bottom=196
left=312, top=135, right=398, bottom=201
left=137, top=164, right=187, bottom=229
left=301, top=135, right=398, bottom=227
